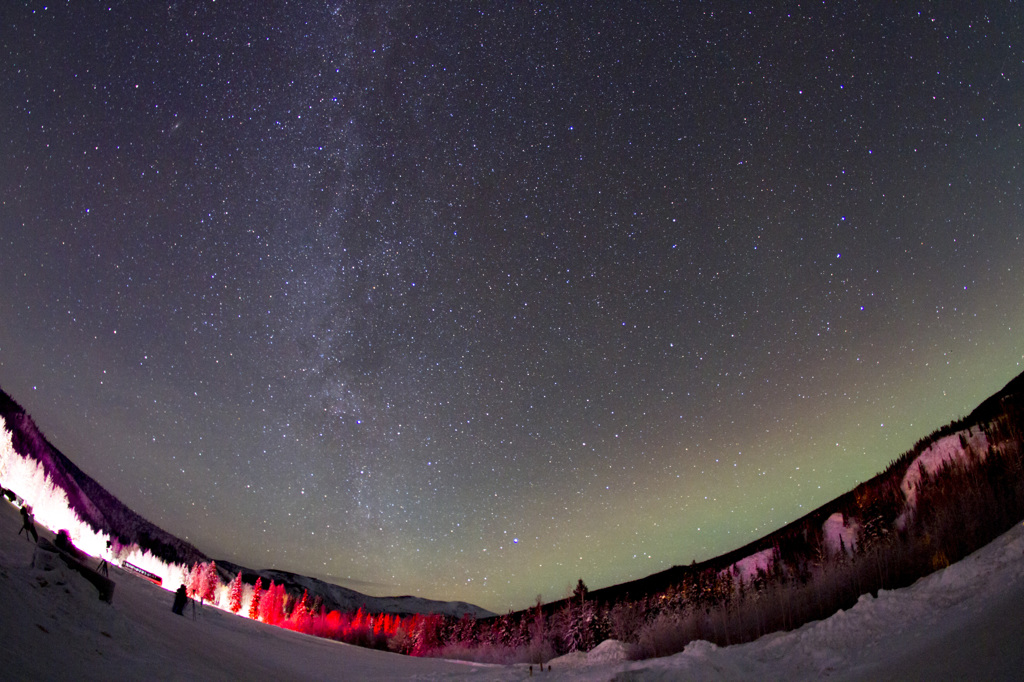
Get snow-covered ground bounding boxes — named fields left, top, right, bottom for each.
left=2, top=498, right=1023, bottom=681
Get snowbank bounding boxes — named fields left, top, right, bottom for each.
left=901, top=427, right=990, bottom=508
left=547, top=638, right=631, bottom=670
left=822, top=512, right=860, bottom=556
left=727, top=547, right=775, bottom=583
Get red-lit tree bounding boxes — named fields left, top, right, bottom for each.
left=286, top=589, right=314, bottom=632
left=258, top=580, right=275, bottom=622
left=411, top=613, right=446, bottom=656
left=273, top=582, right=289, bottom=623
left=351, top=607, right=366, bottom=631
left=228, top=571, right=243, bottom=613
left=186, top=563, right=203, bottom=598
left=259, top=581, right=287, bottom=625
left=201, top=561, right=219, bottom=604
left=249, top=577, right=263, bottom=619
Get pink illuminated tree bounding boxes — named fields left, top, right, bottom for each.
left=272, top=582, right=289, bottom=623
left=249, top=577, right=263, bottom=619
left=258, top=580, right=275, bottom=622
left=228, top=571, right=243, bottom=613
left=260, top=581, right=288, bottom=624
left=187, top=563, right=202, bottom=598
left=201, top=561, right=219, bottom=604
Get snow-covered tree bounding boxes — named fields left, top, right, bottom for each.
left=258, top=580, right=275, bottom=622
left=187, top=563, right=203, bottom=598
left=557, top=579, right=598, bottom=653
left=228, top=572, right=243, bottom=613
left=450, top=613, right=477, bottom=645
left=201, top=561, right=219, bottom=605
left=411, top=613, right=446, bottom=656
left=259, top=581, right=287, bottom=624
left=0, top=442, right=76, bottom=536
left=248, top=577, right=263, bottom=619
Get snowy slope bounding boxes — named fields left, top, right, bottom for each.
left=2, top=495, right=1023, bottom=680
left=900, top=425, right=991, bottom=510
left=543, top=521, right=1024, bottom=681
left=0, top=390, right=208, bottom=567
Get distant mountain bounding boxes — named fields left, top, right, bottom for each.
left=0, top=386, right=495, bottom=619
left=215, top=562, right=494, bottom=619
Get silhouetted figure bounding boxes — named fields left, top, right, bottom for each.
left=18, top=506, right=37, bottom=543
left=55, top=529, right=73, bottom=553
left=97, top=540, right=111, bottom=576
left=172, top=584, right=189, bottom=615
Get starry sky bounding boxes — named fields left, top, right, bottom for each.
left=1, top=2, right=1023, bottom=612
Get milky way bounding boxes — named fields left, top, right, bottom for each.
left=1, top=3, right=1022, bottom=611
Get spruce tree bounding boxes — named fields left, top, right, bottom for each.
left=228, top=571, right=243, bottom=613
left=259, top=581, right=276, bottom=623
left=262, top=582, right=287, bottom=624
left=201, top=561, right=219, bottom=604
left=187, top=563, right=203, bottom=598
left=573, top=578, right=589, bottom=603
left=249, top=577, right=263, bottom=619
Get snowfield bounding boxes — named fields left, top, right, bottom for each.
left=1, top=498, right=1023, bottom=680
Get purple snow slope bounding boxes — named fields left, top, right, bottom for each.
left=0, top=387, right=208, bottom=567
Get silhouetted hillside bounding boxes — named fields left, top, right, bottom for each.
left=513, top=368, right=1024, bottom=622
left=0, top=388, right=208, bottom=566
left=0, top=386, right=495, bottom=620
left=215, top=560, right=494, bottom=619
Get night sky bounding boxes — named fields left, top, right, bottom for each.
left=2, top=2, right=1023, bottom=612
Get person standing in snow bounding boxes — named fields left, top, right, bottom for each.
left=97, top=540, right=112, bottom=576
left=18, top=506, right=37, bottom=543
left=172, top=584, right=189, bottom=615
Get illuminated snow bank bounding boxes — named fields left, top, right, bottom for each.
left=901, top=427, right=990, bottom=506
left=823, top=511, right=861, bottom=555
left=726, top=547, right=776, bottom=583
left=0, top=415, right=187, bottom=591
left=897, top=426, right=991, bottom=529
